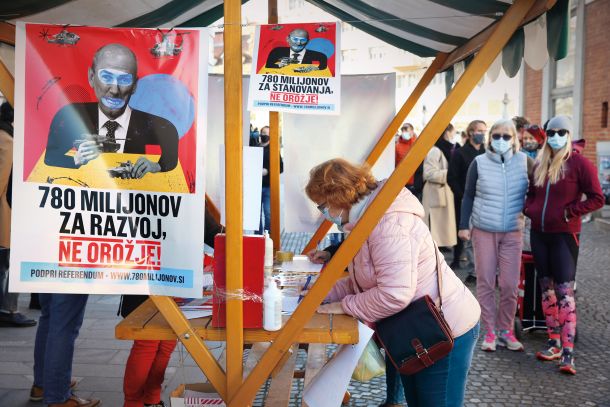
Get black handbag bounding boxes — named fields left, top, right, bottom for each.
left=356, top=242, right=454, bottom=375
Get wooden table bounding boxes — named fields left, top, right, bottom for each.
left=115, top=299, right=359, bottom=344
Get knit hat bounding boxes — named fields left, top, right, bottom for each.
left=524, top=125, right=546, bottom=145
left=546, top=115, right=573, bottom=133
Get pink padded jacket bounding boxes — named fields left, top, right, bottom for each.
left=326, top=183, right=481, bottom=338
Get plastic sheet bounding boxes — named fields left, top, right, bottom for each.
left=351, top=339, right=386, bottom=382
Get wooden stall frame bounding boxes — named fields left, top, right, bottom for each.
left=229, top=0, right=538, bottom=404
left=0, top=1, right=554, bottom=404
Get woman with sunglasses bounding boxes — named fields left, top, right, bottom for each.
left=524, top=116, right=604, bottom=375
left=458, top=119, right=529, bottom=352
left=307, top=158, right=480, bottom=406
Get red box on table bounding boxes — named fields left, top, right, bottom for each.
left=212, top=234, right=264, bottom=328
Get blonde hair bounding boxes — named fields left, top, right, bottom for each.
left=486, top=119, right=520, bottom=153
left=305, top=158, right=378, bottom=209
left=533, top=133, right=572, bottom=187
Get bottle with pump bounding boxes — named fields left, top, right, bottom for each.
left=263, top=278, right=282, bottom=331
left=264, top=230, right=274, bottom=270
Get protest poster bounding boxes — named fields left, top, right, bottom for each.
left=247, top=22, right=340, bottom=114
left=10, top=23, right=208, bottom=296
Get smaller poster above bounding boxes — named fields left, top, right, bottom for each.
left=248, top=22, right=340, bottom=115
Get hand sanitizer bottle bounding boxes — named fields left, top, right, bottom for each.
left=263, top=278, right=282, bottom=331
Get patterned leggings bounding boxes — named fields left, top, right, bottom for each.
left=530, top=230, right=579, bottom=348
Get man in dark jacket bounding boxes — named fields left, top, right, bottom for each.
left=447, top=120, right=486, bottom=280
left=258, top=126, right=283, bottom=235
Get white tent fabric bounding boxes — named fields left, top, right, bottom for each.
left=524, top=14, right=549, bottom=70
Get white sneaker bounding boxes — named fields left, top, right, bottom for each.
left=481, top=330, right=496, bottom=352
left=497, top=330, right=524, bottom=351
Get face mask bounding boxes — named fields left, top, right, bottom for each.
left=101, top=96, right=126, bottom=110
left=260, top=135, right=270, bottom=143
left=523, top=141, right=539, bottom=152
left=547, top=135, right=568, bottom=150
left=321, top=207, right=343, bottom=227
left=400, top=132, right=411, bottom=141
left=472, top=133, right=485, bottom=145
left=491, top=138, right=512, bottom=154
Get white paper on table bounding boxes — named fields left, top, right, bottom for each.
left=170, top=389, right=226, bottom=407
left=219, top=145, right=263, bottom=231
left=303, top=321, right=374, bottom=407
left=181, top=310, right=213, bottom=320
left=278, top=255, right=323, bottom=273
left=282, top=295, right=299, bottom=315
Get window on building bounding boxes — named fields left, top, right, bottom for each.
left=368, top=46, right=386, bottom=60
left=288, top=0, right=305, bottom=10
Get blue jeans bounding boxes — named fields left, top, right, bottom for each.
left=400, top=322, right=480, bottom=407
left=34, top=293, right=89, bottom=404
left=258, top=186, right=271, bottom=235
left=385, top=353, right=406, bottom=404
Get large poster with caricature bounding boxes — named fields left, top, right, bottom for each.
left=248, top=22, right=340, bottom=114
left=10, top=23, right=207, bottom=296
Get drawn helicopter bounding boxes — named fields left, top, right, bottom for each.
left=150, top=29, right=190, bottom=58
left=314, top=24, right=328, bottom=33
left=38, top=25, right=80, bottom=46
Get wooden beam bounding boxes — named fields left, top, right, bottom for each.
left=301, top=52, right=448, bottom=255
left=440, top=0, right=557, bottom=71
left=0, top=22, right=15, bottom=46
left=223, top=0, right=244, bottom=400
left=229, top=0, right=536, bottom=404
left=0, top=59, right=14, bottom=107
left=149, top=296, right=227, bottom=399
left=268, top=0, right=281, bottom=251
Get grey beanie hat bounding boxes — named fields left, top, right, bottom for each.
left=547, top=115, right=573, bottom=133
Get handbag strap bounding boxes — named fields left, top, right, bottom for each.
left=351, top=238, right=445, bottom=312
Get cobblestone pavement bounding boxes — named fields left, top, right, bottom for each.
left=0, top=223, right=608, bottom=406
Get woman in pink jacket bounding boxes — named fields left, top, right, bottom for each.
left=306, top=158, right=481, bottom=407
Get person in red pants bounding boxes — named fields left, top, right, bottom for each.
left=120, top=204, right=222, bottom=407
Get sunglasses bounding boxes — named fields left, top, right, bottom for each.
left=289, top=36, right=308, bottom=45
left=546, top=129, right=569, bottom=137
left=491, top=133, right=512, bottom=141
left=316, top=203, right=327, bottom=213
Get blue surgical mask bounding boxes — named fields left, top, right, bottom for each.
left=320, top=207, right=343, bottom=227
left=400, top=132, right=411, bottom=141
left=491, top=138, right=511, bottom=155
left=547, top=135, right=568, bottom=150
left=472, top=133, right=485, bottom=145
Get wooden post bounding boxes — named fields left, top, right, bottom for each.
left=301, top=52, right=448, bottom=255
left=229, top=0, right=536, bottom=404
left=0, top=59, right=14, bottom=107
left=268, top=0, right=281, bottom=251
left=223, top=0, right=244, bottom=399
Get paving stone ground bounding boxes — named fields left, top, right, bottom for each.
left=0, top=223, right=608, bottom=406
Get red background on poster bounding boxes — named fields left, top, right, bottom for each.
left=23, top=25, right=200, bottom=192
left=255, top=22, right=337, bottom=75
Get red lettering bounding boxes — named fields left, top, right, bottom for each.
left=59, top=240, right=83, bottom=263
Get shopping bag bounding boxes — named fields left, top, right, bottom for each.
left=351, top=339, right=385, bottom=382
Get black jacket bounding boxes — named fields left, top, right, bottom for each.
left=119, top=203, right=223, bottom=317
left=265, top=47, right=328, bottom=70
left=262, top=145, right=284, bottom=187
left=447, top=142, right=485, bottom=200
left=44, top=103, right=179, bottom=172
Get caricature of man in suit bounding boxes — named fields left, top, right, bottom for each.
left=265, top=28, right=327, bottom=70
left=44, top=43, right=178, bottom=178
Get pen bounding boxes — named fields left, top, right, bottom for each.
left=298, top=274, right=313, bottom=303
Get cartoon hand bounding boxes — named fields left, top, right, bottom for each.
left=74, top=140, right=100, bottom=166
left=277, top=57, right=291, bottom=67
left=131, top=157, right=161, bottom=179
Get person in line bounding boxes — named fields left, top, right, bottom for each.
left=512, top=116, right=530, bottom=144
left=521, top=124, right=546, bottom=160
left=306, top=158, right=480, bottom=406
left=458, top=119, right=528, bottom=352
left=120, top=203, right=223, bottom=407
left=0, top=102, right=37, bottom=328
left=395, top=123, right=423, bottom=201
left=258, top=126, right=284, bottom=235
left=422, top=124, right=457, bottom=249
left=447, top=120, right=486, bottom=276
left=524, top=116, right=604, bottom=375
